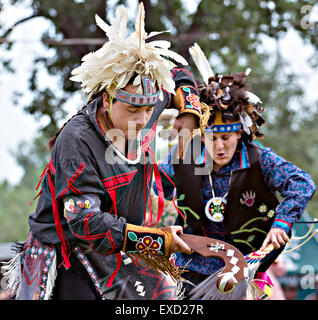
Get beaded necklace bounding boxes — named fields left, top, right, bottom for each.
left=205, top=171, right=232, bottom=223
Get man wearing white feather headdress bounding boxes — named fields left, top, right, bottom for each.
left=2, top=4, right=206, bottom=300
left=154, top=43, right=316, bottom=299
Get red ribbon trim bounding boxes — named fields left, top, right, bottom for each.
left=47, top=170, right=71, bottom=269
left=106, top=252, right=122, bottom=288
left=153, top=154, right=186, bottom=221
left=57, top=162, right=85, bottom=199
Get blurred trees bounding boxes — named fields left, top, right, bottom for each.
left=0, top=0, right=317, bottom=241
left=0, top=136, right=49, bottom=241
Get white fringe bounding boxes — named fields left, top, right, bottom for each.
left=176, top=281, right=186, bottom=300
left=1, top=253, right=22, bottom=299
left=44, top=253, right=57, bottom=300
left=1, top=249, right=58, bottom=300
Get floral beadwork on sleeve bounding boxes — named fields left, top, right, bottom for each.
left=65, top=199, right=78, bottom=215
left=123, top=224, right=173, bottom=257
left=63, top=194, right=96, bottom=222
left=126, top=232, right=164, bottom=255
left=62, top=193, right=126, bottom=255
left=173, top=85, right=202, bottom=119
left=122, top=224, right=182, bottom=281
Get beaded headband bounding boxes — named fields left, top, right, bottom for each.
left=115, top=76, right=161, bottom=106
left=205, top=109, right=241, bottom=133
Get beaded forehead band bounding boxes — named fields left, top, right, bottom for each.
left=116, top=76, right=161, bottom=106
left=205, top=109, right=242, bottom=133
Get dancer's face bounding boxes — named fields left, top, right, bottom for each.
left=205, top=131, right=241, bottom=172
left=103, top=84, right=155, bottom=139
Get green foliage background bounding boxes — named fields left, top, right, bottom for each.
left=0, top=0, right=317, bottom=242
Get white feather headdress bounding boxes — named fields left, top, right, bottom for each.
left=70, top=3, right=188, bottom=101
left=189, top=43, right=214, bottom=85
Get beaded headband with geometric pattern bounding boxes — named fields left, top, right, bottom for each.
left=205, top=109, right=242, bottom=133
left=115, top=76, right=161, bottom=106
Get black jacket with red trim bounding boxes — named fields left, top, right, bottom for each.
left=28, top=68, right=200, bottom=261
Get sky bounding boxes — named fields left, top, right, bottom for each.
left=0, top=2, right=44, bottom=184
left=0, top=1, right=81, bottom=184
left=0, top=1, right=317, bottom=185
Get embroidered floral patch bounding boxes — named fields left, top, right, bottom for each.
left=258, top=203, right=276, bottom=219
left=258, top=204, right=267, bottom=213
left=65, top=199, right=78, bottom=214
left=65, top=197, right=93, bottom=212
left=127, top=232, right=163, bottom=255
left=84, top=200, right=91, bottom=208
left=64, top=195, right=96, bottom=222
left=77, top=200, right=85, bottom=208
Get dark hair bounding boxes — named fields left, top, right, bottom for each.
left=237, top=132, right=252, bottom=150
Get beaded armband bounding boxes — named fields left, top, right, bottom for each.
left=122, top=224, right=182, bottom=281
left=173, top=86, right=202, bottom=121
left=123, top=224, right=173, bottom=257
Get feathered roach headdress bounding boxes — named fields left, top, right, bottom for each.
left=189, top=43, right=265, bottom=140
left=70, top=3, right=188, bottom=104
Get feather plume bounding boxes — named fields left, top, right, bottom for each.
left=189, top=43, right=214, bottom=85
left=190, top=45, right=266, bottom=140
left=148, top=40, right=171, bottom=49
left=135, top=2, right=146, bottom=50
left=245, top=91, right=262, bottom=104
left=95, top=14, right=110, bottom=34
left=70, top=2, right=187, bottom=101
left=148, top=30, right=170, bottom=39
left=245, top=67, right=251, bottom=75
left=239, top=111, right=252, bottom=135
